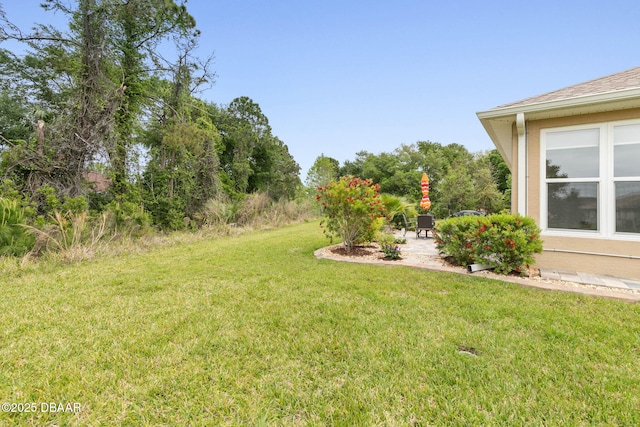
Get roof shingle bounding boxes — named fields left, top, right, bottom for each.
left=497, top=66, right=640, bottom=109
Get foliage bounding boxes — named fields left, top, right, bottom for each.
left=305, top=154, right=339, bottom=190
left=141, top=107, right=223, bottom=227
left=472, top=153, right=509, bottom=213
left=0, top=3, right=303, bottom=233
left=380, top=193, right=417, bottom=229
left=0, top=90, right=31, bottom=142
left=0, top=197, right=34, bottom=256
left=105, top=200, right=153, bottom=236
left=26, top=210, right=107, bottom=262
left=488, top=148, right=511, bottom=193
left=433, top=215, right=478, bottom=266
left=435, top=213, right=543, bottom=274
left=316, top=176, right=386, bottom=251
left=109, top=0, right=201, bottom=193
left=0, top=0, right=515, bottom=234
left=34, top=185, right=89, bottom=219
left=195, top=192, right=315, bottom=230
left=380, top=243, right=402, bottom=260
left=212, top=97, right=301, bottom=200
left=338, top=142, right=511, bottom=218
left=0, top=179, right=36, bottom=219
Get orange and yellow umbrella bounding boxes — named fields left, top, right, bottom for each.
left=420, top=172, right=431, bottom=210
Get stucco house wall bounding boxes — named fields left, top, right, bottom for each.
left=479, top=67, right=640, bottom=280
left=511, top=109, right=640, bottom=279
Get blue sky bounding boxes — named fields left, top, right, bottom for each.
left=4, top=0, right=640, bottom=179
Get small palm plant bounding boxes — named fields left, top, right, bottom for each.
left=0, top=197, right=34, bottom=256
left=380, top=194, right=418, bottom=229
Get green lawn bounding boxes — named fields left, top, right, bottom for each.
left=1, top=221, right=639, bottom=426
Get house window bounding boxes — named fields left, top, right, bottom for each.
left=614, top=124, right=640, bottom=234
left=545, top=128, right=600, bottom=231
left=542, top=121, right=640, bottom=238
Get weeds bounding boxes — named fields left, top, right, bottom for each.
left=198, top=193, right=316, bottom=229
left=25, top=210, right=107, bottom=263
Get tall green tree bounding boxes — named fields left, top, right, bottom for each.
left=305, top=154, right=339, bottom=189
left=249, top=135, right=300, bottom=199
left=214, top=96, right=300, bottom=199
left=0, top=0, right=121, bottom=196
left=0, top=50, right=32, bottom=145
left=338, top=150, right=369, bottom=178
left=487, top=148, right=511, bottom=194
left=0, top=0, right=206, bottom=200
left=437, top=166, right=475, bottom=216
left=109, top=0, right=199, bottom=195
left=141, top=49, right=221, bottom=227
left=471, top=154, right=508, bottom=213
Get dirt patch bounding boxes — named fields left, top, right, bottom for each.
left=326, top=243, right=401, bottom=262
left=329, top=245, right=376, bottom=257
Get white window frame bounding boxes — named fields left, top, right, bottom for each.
left=540, top=119, right=640, bottom=242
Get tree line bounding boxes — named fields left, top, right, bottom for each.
left=306, top=142, right=511, bottom=219
left=0, top=0, right=301, bottom=230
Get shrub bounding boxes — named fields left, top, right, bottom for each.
left=433, top=215, right=479, bottom=266
left=0, top=197, right=35, bottom=256
left=0, top=179, right=36, bottom=220
left=375, top=228, right=402, bottom=260
left=434, top=213, right=543, bottom=275
left=198, top=197, right=234, bottom=226
left=36, top=184, right=61, bottom=213
left=381, top=243, right=402, bottom=260
left=146, top=196, right=187, bottom=230
left=316, top=176, right=386, bottom=251
left=105, top=201, right=153, bottom=236
left=60, top=195, right=89, bottom=215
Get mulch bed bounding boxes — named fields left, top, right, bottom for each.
left=329, top=244, right=403, bottom=261
left=329, top=245, right=376, bottom=257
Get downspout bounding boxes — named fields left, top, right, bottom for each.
left=516, top=113, right=527, bottom=215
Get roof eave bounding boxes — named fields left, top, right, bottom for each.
left=477, top=87, right=640, bottom=170
left=478, top=87, right=640, bottom=120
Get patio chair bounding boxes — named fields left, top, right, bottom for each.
left=400, top=214, right=413, bottom=237
left=415, top=214, right=434, bottom=239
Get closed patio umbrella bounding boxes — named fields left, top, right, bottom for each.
left=420, top=172, right=431, bottom=210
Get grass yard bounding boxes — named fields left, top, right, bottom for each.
left=1, top=221, right=639, bottom=426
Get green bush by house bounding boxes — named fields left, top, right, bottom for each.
left=434, top=213, right=543, bottom=274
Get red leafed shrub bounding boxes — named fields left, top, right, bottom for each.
left=434, top=213, right=543, bottom=275
left=316, top=176, right=386, bottom=251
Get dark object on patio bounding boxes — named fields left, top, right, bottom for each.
left=415, top=214, right=434, bottom=239
left=450, top=210, right=485, bottom=217
left=401, top=214, right=415, bottom=237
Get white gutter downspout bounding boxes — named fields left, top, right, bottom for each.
left=516, top=113, right=527, bottom=215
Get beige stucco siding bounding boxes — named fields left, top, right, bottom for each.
left=536, top=235, right=640, bottom=279
left=523, top=108, right=640, bottom=280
